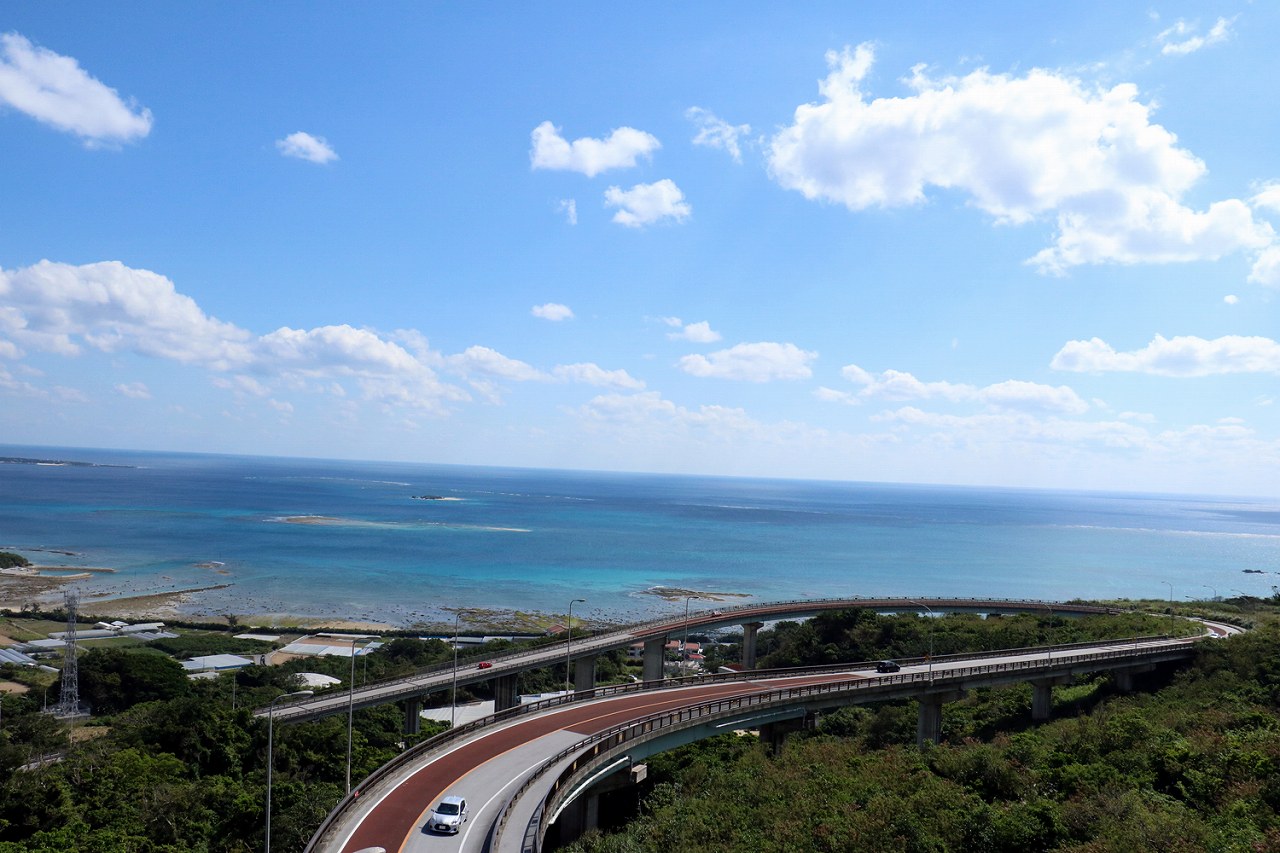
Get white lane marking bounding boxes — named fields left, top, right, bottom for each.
left=458, top=750, right=579, bottom=851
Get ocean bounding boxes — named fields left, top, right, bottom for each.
left=2, top=445, right=1278, bottom=627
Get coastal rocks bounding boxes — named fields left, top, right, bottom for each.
left=640, top=586, right=752, bottom=603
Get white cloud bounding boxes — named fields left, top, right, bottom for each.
left=1224, top=294, right=1239, bottom=305
left=212, top=374, right=270, bottom=398
left=114, top=381, right=150, bottom=400
left=685, top=107, right=751, bottom=163
left=530, top=121, right=660, bottom=177
left=552, top=362, right=645, bottom=389
left=276, top=131, right=338, bottom=164
left=768, top=44, right=1274, bottom=276
left=0, top=33, right=152, bottom=145
left=604, top=179, right=691, bottom=227
left=838, top=364, right=1089, bottom=414
left=679, top=341, right=816, bottom=382
left=446, top=345, right=545, bottom=382
left=558, top=199, right=578, bottom=225
left=531, top=303, right=574, bottom=322
left=1051, top=334, right=1280, bottom=376
left=814, top=386, right=859, bottom=405
left=257, top=325, right=423, bottom=375
left=0, top=260, right=253, bottom=367
left=0, top=260, right=469, bottom=412
left=667, top=320, right=721, bottom=343
left=576, top=391, right=776, bottom=439
left=1249, top=245, right=1280, bottom=287
left=577, top=390, right=678, bottom=424
left=1252, top=184, right=1280, bottom=214
left=1157, top=17, right=1233, bottom=56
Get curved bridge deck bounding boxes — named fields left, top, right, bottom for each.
left=308, top=632, right=1200, bottom=853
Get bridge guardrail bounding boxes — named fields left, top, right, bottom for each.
left=492, top=637, right=1197, bottom=852
left=272, top=597, right=1125, bottom=719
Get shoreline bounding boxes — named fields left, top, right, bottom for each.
left=0, top=569, right=637, bottom=633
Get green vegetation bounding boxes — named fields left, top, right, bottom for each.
left=0, top=553, right=31, bottom=570
left=0, top=633, right=472, bottom=852
left=144, top=634, right=273, bottom=659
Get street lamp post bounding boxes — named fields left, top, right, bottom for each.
left=1161, top=581, right=1173, bottom=610
left=566, top=598, right=586, bottom=693
left=1045, top=602, right=1054, bottom=662
left=451, top=612, right=460, bottom=728
left=680, top=596, right=694, bottom=670
left=266, top=689, right=313, bottom=853
left=346, top=638, right=360, bottom=796
left=1203, top=585, right=1218, bottom=601
left=910, top=600, right=934, bottom=681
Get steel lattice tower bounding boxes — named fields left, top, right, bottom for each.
left=53, top=590, right=84, bottom=718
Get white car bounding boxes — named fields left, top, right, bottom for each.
left=425, top=795, right=468, bottom=834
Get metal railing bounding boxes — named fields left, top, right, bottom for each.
left=491, top=636, right=1197, bottom=852
left=270, top=597, right=1121, bottom=720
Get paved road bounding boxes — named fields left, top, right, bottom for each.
left=322, top=635, right=1197, bottom=853
left=267, top=597, right=1117, bottom=724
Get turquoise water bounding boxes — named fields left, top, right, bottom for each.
left=2, top=445, right=1278, bottom=626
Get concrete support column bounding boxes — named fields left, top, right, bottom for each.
left=741, top=622, right=765, bottom=670
left=642, top=638, right=665, bottom=684
left=492, top=673, right=520, bottom=712
left=1113, top=668, right=1135, bottom=694
left=916, top=690, right=963, bottom=747
left=1031, top=679, right=1053, bottom=722
left=403, top=697, right=421, bottom=735
left=556, top=793, right=599, bottom=843
left=917, top=696, right=943, bottom=747
left=574, top=654, right=597, bottom=693
left=758, top=715, right=809, bottom=754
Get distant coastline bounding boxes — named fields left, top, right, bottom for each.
left=0, top=455, right=133, bottom=469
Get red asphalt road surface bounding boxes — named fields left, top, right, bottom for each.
left=340, top=673, right=865, bottom=853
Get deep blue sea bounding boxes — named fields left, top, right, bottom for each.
left=2, top=445, right=1279, bottom=626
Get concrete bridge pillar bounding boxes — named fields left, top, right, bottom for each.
left=758, top=712, right=817, bottom=754
left=741, top=622, right=765, bottom=670
left=574, top=655, right=597, bottom=693
left=1113, top=669, right=1135, bottom=693
left=916, top=689, right=964, bottom=747
left=550, top=763, right=647, bottom=848
left=642, top=638, right=665, bottom=684
left=492, top=673, right=520, bottom=712
left=1031, top=679, right=1053, bottom=722
left=403, top=697, right=421, bottom=735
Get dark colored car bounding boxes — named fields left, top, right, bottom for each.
left=875, top=660, right=901, bottom=673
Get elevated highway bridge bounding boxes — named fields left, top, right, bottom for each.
left=260, top=597, right=1120, bottom=726
left=293, top=601, right=1229, bottom=853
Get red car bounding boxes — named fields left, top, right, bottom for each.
left=476, top=661, right=493, bottom=669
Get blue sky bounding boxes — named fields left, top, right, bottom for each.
left=2, top=3, right=1279, bottom=495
